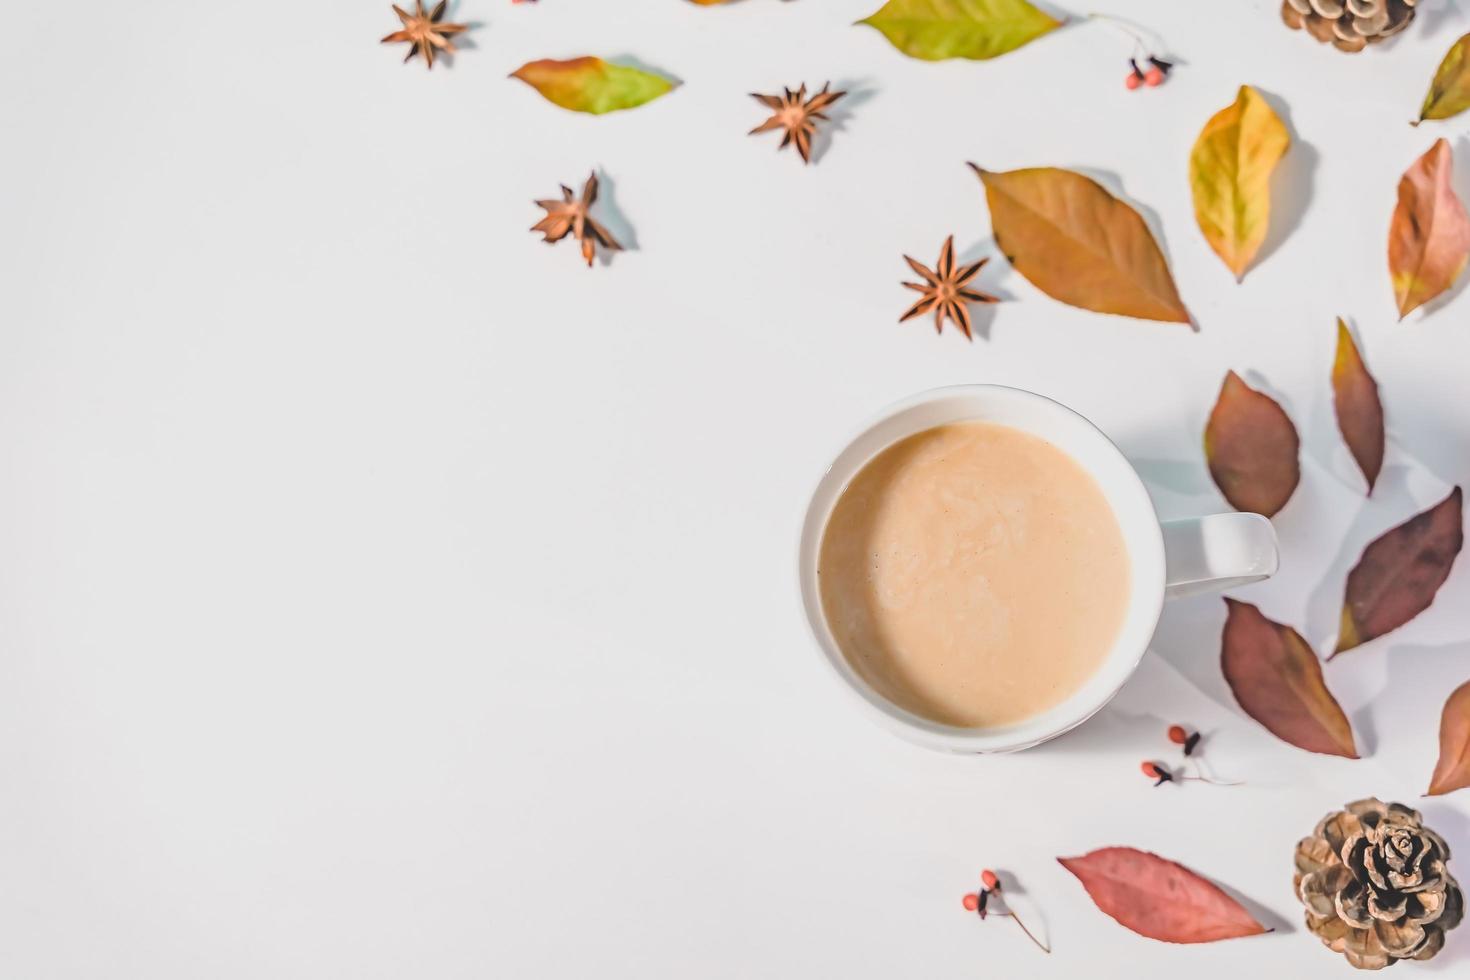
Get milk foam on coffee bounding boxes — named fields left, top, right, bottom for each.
left=817, top=421, right=1131, bottom=728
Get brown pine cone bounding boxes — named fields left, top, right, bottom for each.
left=1280, top=0, right=1415, bottom=53
left=1295, top=799, right=1463, bottom=969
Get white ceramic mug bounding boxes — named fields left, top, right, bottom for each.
left=797, top=385, right=1279, bottom=753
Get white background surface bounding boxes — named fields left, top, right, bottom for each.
left=4, top=1, right=1470, bottom=977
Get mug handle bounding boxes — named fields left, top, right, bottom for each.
left=1162, top=513, right=1279, bottom=600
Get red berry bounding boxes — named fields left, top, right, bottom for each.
left=1144, top=67, right=1165, bottom=87
left=962, top=892, right=979, bottom=911
left=981, top=869, right=1000, bottom=891
left=1125, top=72, right=1142, bottom=91
left=1141, top=761, right=1160, bottom=778
left=1167, top=725, right=1188, bottom=745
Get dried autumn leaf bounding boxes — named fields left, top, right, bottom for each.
left=1222, top=599, right=1357, bottom=758
left=1331, top=319, right=1384, bottom=495
left=1419, top=33, right=1470, bottom=124
left=1389, top=139, right=1470, bottom=319
left=1058, top=847, right=1269, bottom=944
left=1204, top=371, right=1300, bottom=517
left=510, top=57, right=675, bottom=115
left=1428, top=679, right=1470, bottom=796
left=858, top=0, right=1061, bottom=62
left=1334, top=487, right=1464, bottom=656
left=968, top=164, right=1190, bottom=323
left=1188, top=85, right=1290, bottom=281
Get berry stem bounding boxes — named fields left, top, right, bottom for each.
left=997, top=911, right=1051, bottom=953
left=1086, top=12, right=1165, bottom=59
left=1183, top=759, right=1242, bottom=786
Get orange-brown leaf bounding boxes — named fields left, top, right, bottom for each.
left=1058, top=847, right=1269, bottom=943
left=1428, top=679, right=1470, bottom=796
left=1388, top=139, right=1470, bottom=319
left=1331, top=319, right=1384, bottom=495
left=1222, top=599, right=1357, bottom=758
left=1334, top=488, right=1464, bottom=656
left=969, top=164, right=1190, bottom=323
left=1204, top=371, right=1300, bottom=517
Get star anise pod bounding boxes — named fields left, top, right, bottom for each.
left=899, top=236, right=999, bottom=341
left=748, top=82, right=845, bottom=164
left=381, top=1, right=468, bottom=70
left=531, top=172, right=623, bottom=268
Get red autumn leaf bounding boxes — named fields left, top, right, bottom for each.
left=1058, top=847, right=1269, bottom=943
left=1389, top=138, right=1470, bottom=320
left=1428, top=679, right=1470, bottom=796
left=1204, top=371, right=1301, bottom=517
left=1334, top=487, right=1464, bottom=656
left=1331, top=319, right=1384, bottom=495
left=1222, top=599, right=1358, bottom=758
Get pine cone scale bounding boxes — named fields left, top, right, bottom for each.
left=1377, top=917, right=1428, bottom=958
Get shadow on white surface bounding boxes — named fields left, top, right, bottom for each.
left=1040, top=703, right=1169, bottom=756
left=1216, top=877, right=1296, bottom=936
left=1414, top=0, right=1464, bottom=41
left=1350, top=702, right=1381, bottom=758
left=1129, top=457, right=1215, bottom=500
left=591, top=169, right=639, bottom=255
left=1148, top=595, right=1238, bottom=715
left=808, top=79, right=875, bottom=166
left=955, top=235, right=1021, bottom=331
left=1252, top=86, right=1317, bottom=276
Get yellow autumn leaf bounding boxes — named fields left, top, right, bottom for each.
left=1189, top=85, right=1290, bottom=282
left=1420, top=32, right=1470, bottom=124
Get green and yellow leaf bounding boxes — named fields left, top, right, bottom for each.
left=857, top=0, right=1061, bottom=62
left=511, top=57, right=676, bottom=115
left=1189, top=85, right=1290, bottom=281
left=1419, top=33, right=1470, bottom=124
